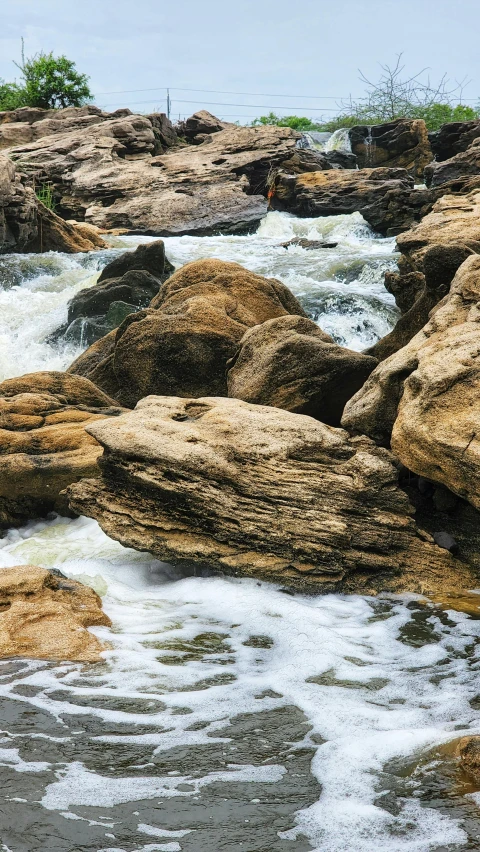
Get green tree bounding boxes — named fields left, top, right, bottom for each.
left=15, top=51, right=92, bottom=109
left=0, top=80, right=25, bottom=111
left=252, top=112, right=323, bottom=131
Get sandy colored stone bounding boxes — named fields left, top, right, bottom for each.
left=69, top=259, right=307, bottom=406
left=227, top=315, right=377, bottom=425
left=0, top=371, right=123, bottom=527
left=0, top=565, right=111, bottom=662
left=343, top=255, right=480, bottom=511
left=66, top=395, right=472, bottom=596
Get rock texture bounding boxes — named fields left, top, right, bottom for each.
left=227, top=315, right=377, bottom=425
left=6, top=112, right=329, bottom=235
left=0, top=154, right=107, bottom=254
left=428, top=120, right=480, bottom=162
left=59, top=240, right=174, bottom=345
left=0, top=371, right=123, bottom=528
left=178, top=110, right=233, bottom=143
left=425, top=138, right=480, bottom=188
left=68, top=259, right=307, bottom=406
left=349, top=119, right=432, bottom=180
left=343, top=255, right=480, bottom=512
left=0, top=565, right=110, bottom=662
left=66, top=396, right=470, bottom=595
left=269, top=167, right=418, bottom=235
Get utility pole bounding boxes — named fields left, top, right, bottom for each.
left=167, top=89, right=171, bottom=120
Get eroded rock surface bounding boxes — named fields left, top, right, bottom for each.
left=349, top=119, right=432, bottom=180
left=425, top=138, right=480, bottom=188
left=343, top=255, right=480, bottom=512
left=0, top=565, right=110, bottom=662
left=66, top=396, right=470, bottom=596
left=227, top=315, right=377, bottom=425
left=0, top=371, right=123, bottom=527
left=429, top=119, right=480, bottom=162
left=68, top=259, right=307, bottom=406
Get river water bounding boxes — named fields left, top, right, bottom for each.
left=1, top=212, right=480, bottom=852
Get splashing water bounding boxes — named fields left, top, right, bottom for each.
left=2, top=212, right=479, bottom=851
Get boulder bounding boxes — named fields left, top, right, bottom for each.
left=179, top=110, right=233, bottom=142
left=343, top=255, right=480, bottom=513
left=0, top=565, right=110, bottom=662
left=59, top=240, right=174, bottom=345
left=0, top=371, right=123, bottom=528
left=66, top=396, right=471, bottom=595
left=349, top=119, right=432, bottom=180
left=269, top=167, right=417, bottom=235
left=425, top=138, right=480, bottom=188
left=6, top=118, right=331, bottom=235
left=68, top=259, right=307, bottom=406
left=227, top=315, right=377, bottom=425
left=428, top=119, right=480, bottom=162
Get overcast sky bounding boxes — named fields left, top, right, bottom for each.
left=1, top=0, right=478, bottom=123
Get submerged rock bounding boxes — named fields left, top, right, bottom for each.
left=66, top=395, right=470, bottom=596
left=0, top=565, right=111, bottom=662
left=227, top=315, right=377, bottom=425
left=68, top=259, right=307, bottom=406
left=0, top=371, right=123, bottom=528
left=343, top=255, right=480, bottom=512
left=349, top=119, right=432, bottom=181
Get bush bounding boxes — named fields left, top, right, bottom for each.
left=0, top=80, right=25, bottom=111
left=252, top=112, right=324, bottom=131
left=0, top=49, right=92, bottom=112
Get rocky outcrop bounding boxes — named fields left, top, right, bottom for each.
left=269, top=167, right=419, bottom=235
left=425, top=138, right=480, bottom=188
left=0, top=371, right=123, bottom=528
left=68, top=259, right=307, bottom=406
left=58, top=240, right=174, bottom=345
left=227, top=315, right=377, bottom=425
left=178, top=110, right=233, bottom=143
left=428, top=119, right=480, bottom=162
left=349, top=119, right=432, bottom=180
left=6, top=116, right=332, bottom=235
left=66, top=396, right=472, bottom=595
left=1, top=154, right=107, bottom=254
left=342, top=255, right=480, bottom=513
left=0, top=565, right=110, bottom=662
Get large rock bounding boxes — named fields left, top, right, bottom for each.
left=269, top=167, right=418, bottom=235
left=429, top=119, right=480, bottom=162
left=60, top=240, right=174, bottom=345
left=342, top=255, right=480, bottom=512
left=227, top=315, right=377, bottom=425
left=179, top=110, right=233, bottom=143
left=68, top=259, right=307, bottom=406
left=0, top=565, right=110, bottom=662
left=0, top=154, right=107, bottom=254
left=0, top=371, right=123, bottom=528
left=425, top=138, right=480, bottom=188
left=7, top=117, right=331, bottom=235
left=349, top=119, right=432, bottom=180
left=66, top=396, right=471, bottom=595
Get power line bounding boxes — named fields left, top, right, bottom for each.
left=98, top=97, right=343, bottom=112
left=93, top=85, right=351, bottom=99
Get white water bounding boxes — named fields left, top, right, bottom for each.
left=1, top=211, right=479, bottom=851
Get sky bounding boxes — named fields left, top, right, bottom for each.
left=1, top=0, right=479, bottom=123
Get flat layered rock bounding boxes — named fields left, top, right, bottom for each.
left=0, top=371, right=123, bottom=527
left=343, top=255, right=480, bottom=512
left=68, top=259, right=307, bottom=406
left=66, top=395, right=469, bottom=596
left=0, top=565, right=110, bottom=662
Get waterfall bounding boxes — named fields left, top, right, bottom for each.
left=364, top=125, right=375, bottom=166
left=324, top=127, right=352, bottom=153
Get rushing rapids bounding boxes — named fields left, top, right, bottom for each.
left=1, top=211, right=480, bottom=851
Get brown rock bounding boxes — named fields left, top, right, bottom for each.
left=425, top=138, right=480, bottom=188
left=349, top=119, right=432, bottom=180
left=429, top=120, right=480, bottom=162
left=0, top=371, right=123, bottom=528
left=0, top=154, right=37, bottom=252
left=227, top=315, right=377, bottom=426
left=180, top=110, right=234, bottom=142
left=343, top=255, right=480, bottom=513
left=66, top=396, right=472, bottom=595
left=69, top=259, right=307, bottom=406
left=0, top=565, right=110, bottom=662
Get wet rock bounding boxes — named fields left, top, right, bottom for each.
left=0, top=565, right=111, bottom=662
left=68, top=259, right=307, bottom=406
left=280, top=238, right=338, bottom=249
left=66, top=395, right=471, bottom=595
left=343, top=255, right=480, bottom=512
left=0, top=371, right=123, bottom=528
left=227, top=315, right=377, bottom=426
left=455, top=737, right=480, bottom=782
left=97, top=239, right=174, bottom=283
left=433, top=531, right=458, bottom=553
left=269, top=167, right=416, bottom=235
left=425, top=138, right=480, bottom=188
left=349, top=119, right=432, bottom=180
left=429, top=120, right=480, bottom=162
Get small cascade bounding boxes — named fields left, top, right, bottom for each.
left=324, top=127, right=352, bottom=153
left=364, top=125, right=375, bottom=166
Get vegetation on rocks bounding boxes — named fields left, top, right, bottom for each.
left=0, top=48, right=92, bottom=111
